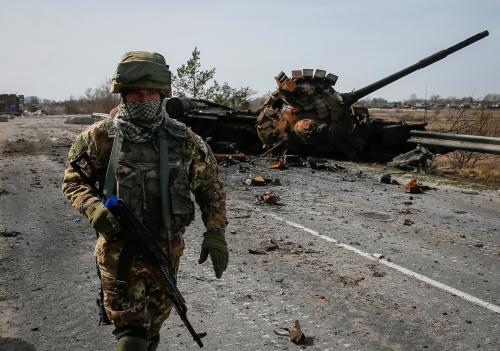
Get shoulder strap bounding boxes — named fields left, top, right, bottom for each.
left=159, top=128, right=171, bottom=238
left=103, top=134, right=123, bottom=197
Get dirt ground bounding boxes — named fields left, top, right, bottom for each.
left=0, top=115, right=499, bottom=351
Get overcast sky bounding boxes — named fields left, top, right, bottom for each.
left=0, top=0, right=498, bottom=102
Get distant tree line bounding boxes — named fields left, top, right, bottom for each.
left=24, top=79, right=120, bottom=115
left=25, top=47, right=260, bottom=115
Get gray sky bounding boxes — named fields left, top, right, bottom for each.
left=1, top=0, right=498, bottom=101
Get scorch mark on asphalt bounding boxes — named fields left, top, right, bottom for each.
left=236, top=200, right=500, bottom=315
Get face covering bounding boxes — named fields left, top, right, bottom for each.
left=113, top=100, right=164, bottom=143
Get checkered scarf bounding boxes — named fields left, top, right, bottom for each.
left=113, top=100, right=164, bottom=143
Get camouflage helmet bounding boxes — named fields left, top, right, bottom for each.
left=110, top=51, right=172, bottom=97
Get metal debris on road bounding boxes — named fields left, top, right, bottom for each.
left=270, top=160, right=287, bottom=169
left=404, top=178, right=422, bottom=193
left=0, top=230, right=21, bottom=237
left=404, top=219, right=415, bottom=226
left=379, top=173, right=392, bottom=184
left=256, top=191, right=280, bottom=205
left=217, top=154, right=246, bottom=166
left=389, top=145, right=433, bottom=170
left=369, top=264, right=387, bottom=277
left=289, top=320, right=306, bottom=345
left=265, top=238, right=279, bottom=251
left=314, top=293, right=327, bottom=300
left=404, top=178, right=433, bottom=194
left=244, top=175, right=272, bottom=186
left=283, top=154, right=303, bottom=167
left=248, top=248, right=267, bottom=255
left=339, top=276, right=365, bottom=285
left=245, top=176, right=281, bottom=186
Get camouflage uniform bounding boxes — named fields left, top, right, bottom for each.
left=62, top=115, right=227, bottom=339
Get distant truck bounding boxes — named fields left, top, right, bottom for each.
left=0, top=94, right=24, bottom=115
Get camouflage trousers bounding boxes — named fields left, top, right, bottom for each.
left=95, top=235, right=185, bottom=339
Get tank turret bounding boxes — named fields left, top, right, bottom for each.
left=256, top=31, right=489, bottom=158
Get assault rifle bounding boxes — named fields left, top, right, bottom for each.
left=70, top=152, right=206, bottom=348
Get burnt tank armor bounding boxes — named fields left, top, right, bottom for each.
left=256, top=30, right=489, bottom=159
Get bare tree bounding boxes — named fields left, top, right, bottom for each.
left=447, top=109, right=496, bottom=169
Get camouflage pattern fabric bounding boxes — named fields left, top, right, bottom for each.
left=62, top=116, right=227, bottom=231
left=110, top=51, right=172, bottom=97
left=97, top=237, right=185, bottom=339
left=62, top=116, right=227, bottom=335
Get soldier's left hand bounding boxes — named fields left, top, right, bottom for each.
left=198, top=228, right=228, bottom=278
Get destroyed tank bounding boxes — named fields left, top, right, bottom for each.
left=256, top=30, right=489, bottom=159
left=165, top=98, right=261, bottom=154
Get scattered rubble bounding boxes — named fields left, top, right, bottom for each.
left=270, top=160, right=287, bottom=169
left=379, top=173, right=400, bottom=185
left=217, top=154, right=246, bottom=166
left=256, top=191, right=280, bottom=205
left=339, top=276, right=365, bottom=285
left=403, top=178, right=433, bottom=194
left=248, top=248, right=267, bottom=255
left=404, top=219, right=415, bottom=226
left=289, top=320, right=305, bottom=345
left=274, top=320, right=306, bottom=345
left=245, top=175, right=281, bottom=186
left=389, top=146, right=433, bottom=170
left=379, top=173, right=392, bottom=184
left=369, top=264, right=387, bottom=277
left=0, top=115, right=9, bottom=122
left=245, top=175, right=268, bottom=186
left=404, top=178, right=421, bottom=193
left=0, top=230, right=21, bottom=238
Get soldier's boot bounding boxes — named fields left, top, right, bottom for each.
left=116, top=335, right=148, bottom=351
left=148, top=334, right=160, bottom=351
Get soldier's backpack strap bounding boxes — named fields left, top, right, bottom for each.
left=103, top=133, right=124, bottom=197
left=158, top=128, right=172, bottom=240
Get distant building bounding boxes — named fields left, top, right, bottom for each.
left=0, top=94, right=24, bottom=115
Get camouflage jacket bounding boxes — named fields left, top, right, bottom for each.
left=62, top=116, right=227, bottom=237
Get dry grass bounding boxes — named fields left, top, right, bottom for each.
left=430, top=154, right=500, bottom=186
left=369, top=107, right=500, bottom=185
left=370, top=107, right=500, bottom=136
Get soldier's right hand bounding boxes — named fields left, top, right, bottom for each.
left=85, top=201, right=121, bottom=237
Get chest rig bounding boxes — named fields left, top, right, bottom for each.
left=104, top=118, right=195, bottom=242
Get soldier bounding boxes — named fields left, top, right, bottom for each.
left=62, top=51, right=229, bottom=351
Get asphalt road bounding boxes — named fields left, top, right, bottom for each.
left=0, top=115, right=499, bottom=351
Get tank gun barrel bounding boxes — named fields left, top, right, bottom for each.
left=341, top=30, right=489, bottom=105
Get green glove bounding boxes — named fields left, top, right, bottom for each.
left=85, top=201, right=121, bottom=237
left=198, top=228, right=229, bottom=278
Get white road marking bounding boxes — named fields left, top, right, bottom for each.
left=237, top=202, right=500, bottom=314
